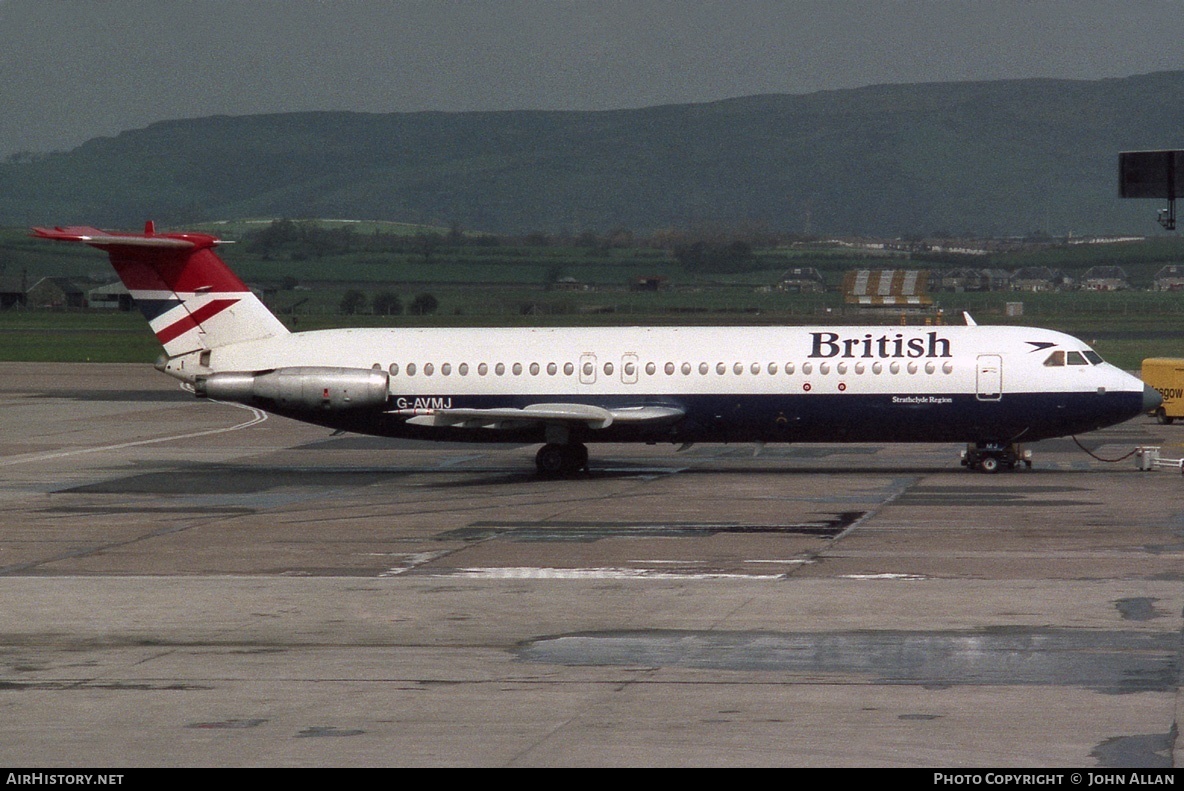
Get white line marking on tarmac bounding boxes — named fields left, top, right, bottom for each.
left=0, top=395, right=267, bottom=467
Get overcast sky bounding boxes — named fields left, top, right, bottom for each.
left=3, top=0, right=1184, bottom=157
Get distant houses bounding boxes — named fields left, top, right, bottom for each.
left=1011, top=267, right=1073, bottom=292
left=777, top=267, right=825, bottom=293
left=87, top=281, right=134, bottom=310
left=1153, top=265, right=1184, bottom=291
left=1080, top=266, right=1129, bottom=291
left=0, top=276, right=26, bottom=309
left=26, top=277, right=86, bottom=309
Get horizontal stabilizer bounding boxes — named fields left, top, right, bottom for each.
left=32, top=226, right=198, bottom=249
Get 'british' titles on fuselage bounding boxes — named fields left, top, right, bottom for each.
left=809, top=331, right=952, bottom=360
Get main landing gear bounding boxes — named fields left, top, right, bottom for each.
left=960, top=442, right=1032, bottom=473
left=535, top=442, right=589, bottom=478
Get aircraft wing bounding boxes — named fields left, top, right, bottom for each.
left=393, top=403, right=684, bottom=430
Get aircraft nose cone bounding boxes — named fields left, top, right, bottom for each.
left=1144, top=383, right=1163, bottom=412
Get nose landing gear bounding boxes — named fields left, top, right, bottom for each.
left=961, top=442, right=1032, bottom=473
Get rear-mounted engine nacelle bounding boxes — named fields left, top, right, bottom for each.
left=195, top=367, right=389, bottom=411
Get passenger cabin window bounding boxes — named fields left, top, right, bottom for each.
left=389, top=363, right=399, bottom=376
left=1067, top=351, right=1088, bottom=365
left=1043, top=351, right=1065, bottom=367
left=407, top=363, right=417, bottom=376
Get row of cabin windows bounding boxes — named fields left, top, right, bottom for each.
left=382, top=360, right=957, bottom=377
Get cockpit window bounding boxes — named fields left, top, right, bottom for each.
left=1043, top=351, right=1065, bottom=367
left=1066, top=351, right=1088, bottom=365
left=1083, top=351, right=1104, bottom=365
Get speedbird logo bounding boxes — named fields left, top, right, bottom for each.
left=810, top=331, right=952, bottom=359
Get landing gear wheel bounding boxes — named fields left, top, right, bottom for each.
left=1157, top=408, right=1174, bottom=426
left=535, top=443, right=588, bottom=478
left=979, top=456, right=1000, bottom=473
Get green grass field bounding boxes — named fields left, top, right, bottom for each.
left=3, top=295, right=1181, bottom=371
left=4, top=222, right=1184, bottom=371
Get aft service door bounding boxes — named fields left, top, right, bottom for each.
left=976, top=354, right=1002, bottom=401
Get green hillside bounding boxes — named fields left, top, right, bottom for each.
left=1, top=72, right=1182, bottom=235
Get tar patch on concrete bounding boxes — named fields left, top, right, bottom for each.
left=297, top=436, right=527, bottom=451
left=895, top=484, right=1095, bottom=507
left=58, top=466, right=403, bottom=495
left=697, top=447, right=878, bottom=459
left=0, top=681, right=211, bottom=691
left=187, top=719, right=268, bottom=729
left=42, top=505, right=256, bottom=517
left=518, top=629, right=1178, bottom=693
left=1114, top=597, right=1162, bottom=621
left=1090, top=729, right=1175, bottom=768
left=441, top=511, right=865, bottom=543
left=25, top=389, right=192, bottom=403
left=296, top=726, right=365, bottom=738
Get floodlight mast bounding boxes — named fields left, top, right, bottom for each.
left=1158, top=202, right=1176, bottom=231
left=1119, top=150, right=1182, bottom=231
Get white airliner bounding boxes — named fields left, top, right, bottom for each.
left=34, top=223, right=1159, bottom=475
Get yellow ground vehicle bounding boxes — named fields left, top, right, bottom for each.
left=1142, top=358, right=1184, bottom=424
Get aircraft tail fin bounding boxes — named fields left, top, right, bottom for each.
left=32, top=222, right=289, bottom=357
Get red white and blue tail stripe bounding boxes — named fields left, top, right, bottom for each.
left=32, top=222, right=288, bottom=357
